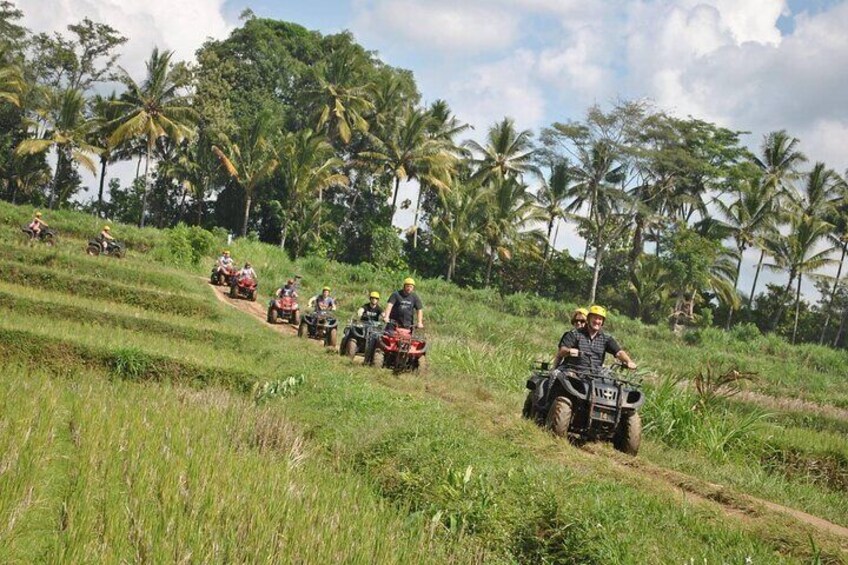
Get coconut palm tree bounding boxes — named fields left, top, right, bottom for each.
left=765, top=216, right=836, bottom=342
left=464, top=118, right=540, bottom=183
left=89, top=92, right=123, bottom=217
left=310, top=46, right=374, bottom=146
left=109, top=48, right=197, bottom=227
left=820, top=173, right=848, bottom=344
left=0, top=51, right=23, bottom=107
left=15, top=88, right=100, bottom=209
left=431, top=178, right=486, bottom=281
left=212, top=113, right=278, bottom=237
left=788, top=162, right=842, bottom=220
left=535, top=161, right=571, bottom=278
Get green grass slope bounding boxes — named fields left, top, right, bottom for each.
left=1, top=202, right=846, bottom=563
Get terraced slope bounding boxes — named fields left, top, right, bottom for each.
left=1, top=205, right=846, bottom=563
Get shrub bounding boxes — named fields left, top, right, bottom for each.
left=153, top=223, right=220, bottom=266
left=730, top=322, right=761, bottom=342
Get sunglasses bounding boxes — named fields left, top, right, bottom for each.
left=572, top=319, right=587, bottom=325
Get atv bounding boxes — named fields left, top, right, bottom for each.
left=21, top=225, right=57, bottom=246
left=364, top=323, right=427, bottom=374
left=211, top=264, right=238, bottom=286
left=267, top=294, right=300, bottom=325
left=298, top=310, right=338, bottom=346
left=229, top=275, right=258, bottom=301
left=339, top=318, right=384, bottom=358
left=87, top=239, right=125, bottom=258
left=523, top=362, right=644, bottom=455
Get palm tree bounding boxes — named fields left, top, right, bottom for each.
left=89, top=92, right=122, bottom=217
left=716, top=178, right=775, bottom=328
left=276, top=129, right=348, bottom=251
left=480, top=176, right=546, bottom=286
left=212, top=114, right=278, bottom=237
left=15, top=88, right=100, bottom=209
left=431, top=179, right=485, bottom=281
left=820, top=173, right=848, bottom=344
left=535, top=161, right=571, bottom=278
left=0, top=51, right=23, bottom=107
left=747, top=131, right=807, bottom=304
left=765, top=216, right=836, bottom=342
left=788, top=162, right=842, bottom=220
left=464, top=118, right=539, bottom=183
left=311, top=46, right=374, bottom=145
left=109, top=48, right=197, bottom=227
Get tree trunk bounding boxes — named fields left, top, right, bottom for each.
left=725, top=252, right=744, bottom=330
left=447, top=252, right=457, bottom=282
left=48, top=148, right=63, bottom=210
left=96, top=156, right=107, bottom=218
left=770, top=271, right=796, bottom=331
left=834, top=304, right=847, bottom=348
left=589, top=246, right=604, bottom=304
left=792, top=274, right=802, bottom=344
left=241, top=191, right=251, bottom=237
left=485, top=252, right=495, bottom=287
left=412, top=184, right=424, bottom=249
left=820, top=241, right=846, bottom=344
left=139, top=143, right=152, bottom=228
left=176, top=188, right=187, bottom=224
left=748, top=249, right=766, bottom=308
left=390, top=176, right=401, bottom=219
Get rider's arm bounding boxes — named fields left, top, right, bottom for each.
left=556, top=331, right=579, bottom=364
left=416, top=308, right=423, bottom=328
left=615, top=350, right=637, bottom=370
left=383, top=302, right=394, bottom=322
left=357, top=307, right=365, bottom=318
left=307, top=296, right=316, bottom=308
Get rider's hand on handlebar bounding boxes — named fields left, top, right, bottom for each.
left=626, top=361, right=637, bottom=370
left=416, top=323, right=424, bottom=329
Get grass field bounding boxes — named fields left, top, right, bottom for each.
left=1, top=202, right=846, bottom=563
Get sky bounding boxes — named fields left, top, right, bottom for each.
left=18, top=0, right=848, bottom=300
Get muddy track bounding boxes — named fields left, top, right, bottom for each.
left=208, top=282, right=848, bottom=554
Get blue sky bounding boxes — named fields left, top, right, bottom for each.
left=21, top=0, right=848, bottom=299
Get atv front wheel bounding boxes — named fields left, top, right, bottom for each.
left=43, top=233, right=55, bottom=246
left=112, top=249, right=124, bottom=259
left=86, top=244, right=100, bottom=256
left=297, top=321, right=306, bottom=338
left=292, top=311, right=300, bottom=325
left=249, top=290, right=257, bottom=302
left=344, top=338, right=357, bottom=358
left=326, top=327, right=338, bottom=347
left=613, top=412, right=642, bottom=456
left=229, top=285, right=237, bottom=299
left=267, top=307, right=278, bottom=324
left=521, top=391, right=535, bottom=420
left=371, top=348, right=384, bottom=368
left=546, top=396, right=573, bottom=438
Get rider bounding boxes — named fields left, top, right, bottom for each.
left=383, top=277, right=423, bottom=329
left=237, top=262, right=256, bottom=281
left=556, top=305, right=637, bottom=373
left=308, top=286, right=336, bottom=311
left=28, top=212, right=48, bottom=237
left=357, top=291, right=383, bottom=322
left=98, top=225, right=115, bottom=251
left=216, top=250, right=234, bottom=275
left=552, top=308, right=589, bottom=368
left=275, top=278, right=299, bottom=299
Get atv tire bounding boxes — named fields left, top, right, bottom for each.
left=249, top=290, right=257, bottom=302
left=521, top=391, right=534, bottom=420
left=546, top=396, right=573, bottom=438
left=297, top=321, right=307, bottom=338
left=112, top=248, right=124, bottom=259
left=268, top=307, right=278, bottom=324
left=292, top=311, right=300, bottom=326
left=86, top=244, right=101, bottom=256
left=326, top=327, right=338, bottom=347
left=43, top=233, right=55, bottom=246
left=371, top=348, right=384, bottom=368
left=613, top=412, right=642, bottom=456
left=229, top=285, right=237, bottom=299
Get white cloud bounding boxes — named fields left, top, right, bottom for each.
left=20, top=0, right=232, bottom=79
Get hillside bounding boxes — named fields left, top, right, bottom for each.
left=1, top=203, right=847, bottom=563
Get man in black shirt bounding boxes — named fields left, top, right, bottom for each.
left=358, top=291, right=383, bottom=322
left=383, top=277, right=424, bottom=329
left=556, top=305, right=636, bottom=373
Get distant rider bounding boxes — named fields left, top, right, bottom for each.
left=308, top=286, right=336, bottom=311
left=99, top=225, right=115, bottom=251
left=383, top=277, right=423, bottom=329
left=216, top=250, right=234, bottom=275
left=275, top=278, right=299, bottom=299
left=237, top=262, right=256, bottom=281
left=556, top=305, right=636, bottom=372
left=552, top=308, right=588, bottom=368
left=357, top=291, right=383, bottom=322
left=28, top=211, right=48, bottom=238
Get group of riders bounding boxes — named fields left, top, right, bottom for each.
left=27, top=211, right=116, bottom=251
left=215, top=249, right=426, bottom=330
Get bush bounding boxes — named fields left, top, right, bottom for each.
left=730, top=322, right=761, bottom=342
left=371, top=226, right=407, bottom=272
left=153, top=223, right=220, bottom=266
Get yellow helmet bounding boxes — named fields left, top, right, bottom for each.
left=223, top=250, right=230, bottom=255
left=103, top=225, right=111, bottom=231
left=35, top=212, right=42, bottom=217
left=403, top=277, right=416, bottom=286
left=322, top=286, right=331, bottom=292
left=588, top=305, right=607, bottom=318
left=369, top=291, right=380, bottom=299
left=571, top=308, right=588, bottom=322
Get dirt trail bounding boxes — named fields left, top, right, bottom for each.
left=738, top=390, right=848, bottom=422
left=208, top=282, right=848, bottom=552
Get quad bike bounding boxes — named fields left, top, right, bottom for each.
left=87, top=239, right=125, bottom=258
left=210, top=264, right=238, bottom=286
left=229, top=276, right=258, bottom=301
left=364, top=323, right=428, bottom=374
left=21, top=225, right=57, bottom=246
left=523, top=362, right=644, bottom=455
left=298, top=309, right=338, bottom=346
left=267, top=294, right=300, bottom=325
left=339, top=319, right=384, bottom=358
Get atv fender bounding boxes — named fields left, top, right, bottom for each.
left=555, top=370, right=590, bottom=401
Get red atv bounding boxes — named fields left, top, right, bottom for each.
left=364, top=323, right=428, bottom=373
left=211, top=264, right=237, bottom=286
left=229, top=276, right=257, bottom=301
left=267, top=294, right=300, bottom=325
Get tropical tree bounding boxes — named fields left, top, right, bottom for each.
left=820, top=173, right=848, bottom=344
left=212, top=112, right=278, bottom=237
left=109, top=48, right=196, bottom=227
left=0, top=51, right=23, bottom=107
left=765, top=216, right=836, bottom=342
left=89, top=92, right=122, bottom=216
left=788, top=162, right=842, bottom=220
left=15, top=88, right=100, bottom=208
left=535, top=161, right=571, bottom=278
left=310, top=45, right=373, bottom=145
left=464, top=117, right=539, bottom=183
left=431, top=178, right=485, bottom=281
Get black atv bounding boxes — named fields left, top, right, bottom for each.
left=523, top=362, right=645, bottom=455
left=21, top=225, right=57, bottom=245
left=339, top=318, right=383, bottom=358
left=87, top=239, right=125, bottom=258
left=298, top=309, right=339, bottom=346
